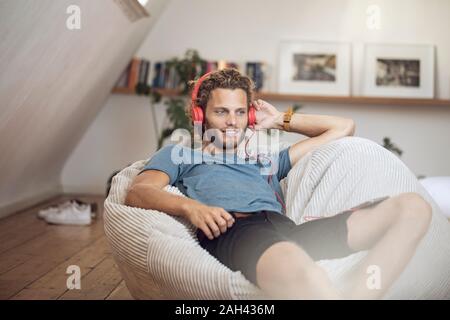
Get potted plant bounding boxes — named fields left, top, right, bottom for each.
left=382, top=137, right=403, bottom=157
left=136, top=49, right=206, bottom=148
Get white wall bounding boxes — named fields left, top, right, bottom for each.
left=0, top=0, right=170, bottom=218
left=62, top=0, right=450, bottom=194
left=61, top=94, right=157, bottom=194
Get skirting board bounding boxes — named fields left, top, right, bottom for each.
left=0, top=186, right=62, bottom=220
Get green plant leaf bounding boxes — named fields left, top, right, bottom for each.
left=154, top=49, right=207, bottom=148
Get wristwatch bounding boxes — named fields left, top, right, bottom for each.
left=283, top=106, right=294, bottom=132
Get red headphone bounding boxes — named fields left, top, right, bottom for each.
left=190, top=71, right=257, bottom=127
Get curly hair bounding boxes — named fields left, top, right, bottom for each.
left=185, top=68, right=255, bottom=126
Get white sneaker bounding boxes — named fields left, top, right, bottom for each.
left=44, top=202, right=92, bottom=226
left=37, top=200, right=73, bottom=219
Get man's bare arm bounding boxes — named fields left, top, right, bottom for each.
left=125, top=170, right=235, bottom=240
left=125, top=170, right=198, bottom=217
left=273, top=112, right=355, bottom=167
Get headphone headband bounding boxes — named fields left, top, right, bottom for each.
left=191, top=72, right=212, bottom=107
left=190, top=71, right=256, bottom=128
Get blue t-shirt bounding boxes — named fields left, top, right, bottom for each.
left=139, top=144, right=292, bottom=214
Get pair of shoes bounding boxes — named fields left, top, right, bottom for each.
left=38, top=200, right=92, bottom=226
left=37, top=200, right=74, bottom=219
left=38, top=199, right=98, bottom=220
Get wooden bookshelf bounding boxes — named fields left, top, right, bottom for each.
left=112, top=87, right=135, bottom=95
left=111, top=87, right=450, bottom=107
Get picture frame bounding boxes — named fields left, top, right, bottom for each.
left=278, top=40, right=351, bottom=96
left=362, top=43, right=434, bottom=98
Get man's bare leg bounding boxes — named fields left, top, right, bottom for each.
left=254, top=192, right=431, bottom=299
left=344, top=192, right=432, bottom=299
left=255, top=241, right=341, bottom=299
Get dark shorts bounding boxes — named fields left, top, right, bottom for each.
left=197, top=196, right=389, bottom=286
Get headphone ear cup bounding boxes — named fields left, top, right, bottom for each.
left=190, top=72, right=211, bottom=126
left=191, top=106, right=204, bottom=124
left=248, top=105, right=256, bottom=126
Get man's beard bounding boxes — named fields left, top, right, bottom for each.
left=203, top=122, right=246, bottom=151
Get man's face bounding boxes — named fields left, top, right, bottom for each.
left=204, top=88, right=248, bottom=150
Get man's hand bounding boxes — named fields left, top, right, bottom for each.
left=252, top=99, right=283, bottom=130
left=182, top=202, right=235, bottom=240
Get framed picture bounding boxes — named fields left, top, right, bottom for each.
left=362, top=44, right=434, bottom=98
left=278, top=40, right=351, bottom=96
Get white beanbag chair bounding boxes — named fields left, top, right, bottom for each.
left=103, top=137, right=450, bottom=299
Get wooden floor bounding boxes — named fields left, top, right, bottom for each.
left=0, top=194, right=133, bottom=300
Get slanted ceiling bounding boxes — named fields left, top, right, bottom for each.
left=0, top=0, right=169, bottom=218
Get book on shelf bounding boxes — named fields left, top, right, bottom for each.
left=114, top=57, right=269, bottom=94
left=151, top=59, right=249, bottom=90
left=246, top=62, right=267, bottom=92
left=138, top=59, right=150, bottom=87
left=114, top=57, right=151, bottom=92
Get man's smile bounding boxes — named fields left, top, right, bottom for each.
left=222, top=129, right=241, bottom=137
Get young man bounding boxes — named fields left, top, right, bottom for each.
left=125, top=69, right=432, bottom=299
